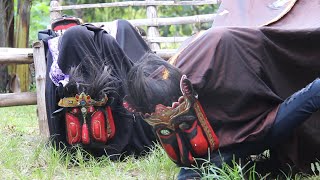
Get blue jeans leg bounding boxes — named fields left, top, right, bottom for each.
left=269, top=78, right=320, bottom=140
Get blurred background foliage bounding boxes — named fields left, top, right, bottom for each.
left=30, top=0, right=218, bottom=44
left=0, top=0, right=217, bottom=93
left=30, top=1, right=50, bottom=44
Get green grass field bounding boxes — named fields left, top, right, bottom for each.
left=0, top=106, right=319, bottom=180
left=0, top=106, right=178, bottom=179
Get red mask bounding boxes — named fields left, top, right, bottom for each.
left=124, top=75, right=219, bottom=166
left=58, top=92, right=115, bottom=146
left=51, top=16, right=82, bottom=36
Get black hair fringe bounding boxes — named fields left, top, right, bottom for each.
left=64, top=55, right=121, bottom=100
left=127, top=53, right=183, bottom=113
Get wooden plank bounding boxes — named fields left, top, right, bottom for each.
left=155, top=49, right=177, bottom=59
left=0, top=92, right=36, bottom=107
left=94, top=14, right=216, bottom=27
left=0, top=53, right=33, bottom=64
left=0, top=47, right=33, bottom=53
left=33, top=41, right=50, bottom=139
left=50, top=0, right=220, bottom=11
left=0, top=48, right=33, bottom=64
left=146, top=36, right=189, bottom=43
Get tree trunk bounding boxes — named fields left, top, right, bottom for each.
left=9, top=0, right=32, bottom=92
left=0, top=0, right=14, bottom=92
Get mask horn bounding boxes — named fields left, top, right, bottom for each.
left=180, top=75, right=197, bottom=99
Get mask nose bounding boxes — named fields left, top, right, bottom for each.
left=175, top=133, right=194, bottom=166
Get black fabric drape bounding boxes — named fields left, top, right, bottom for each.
left=45, top=21, right=156, bottom=157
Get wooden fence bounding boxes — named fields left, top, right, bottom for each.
left=0, top=42, right=49, bottom=137
left=0, top=0, right=219, bottom=138
left=50, top=0, right=219, bottom=51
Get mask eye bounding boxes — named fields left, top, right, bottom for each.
left=179, top=122, right=192, bottom=131
left=159, top=129, right=172, bottom=136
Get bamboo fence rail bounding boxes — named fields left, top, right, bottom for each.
left=146, top=36, right=189, bottom=43
left=50, top=0, right=220, bottom=11
left=0, top=48, right=33, bottom=64
left=94, top=14, right=216, bottom=27
left=154, top=49, right=177, bottom=59
left=0, top=92, right=36, bottom=107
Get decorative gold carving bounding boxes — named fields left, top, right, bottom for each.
left=58, top=92, right=108, bottom=107
left=193, top=101, right=217, bottom=150
left=144, top=95, right=192, bottom=129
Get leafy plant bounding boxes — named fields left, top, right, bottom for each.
left=184, top=155, right=269, bottom=180
left=29, top=0, right=50, bottom=45
left=311, top=160, right=320, bottom=176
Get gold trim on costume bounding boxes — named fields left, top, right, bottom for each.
left=144, top=95, right=192, bottom=130
left=58, top=92, right=108, bottom=107
left=194, top=101, right=217, bottom=150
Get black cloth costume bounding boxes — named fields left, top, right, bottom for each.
left=44, top=20, right=156, bottom=157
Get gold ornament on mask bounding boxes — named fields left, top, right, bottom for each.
left=143, top=95, right=192, bottom=130
left=58, top=92, right=108, bottom=107
left=143, top=75, right=219, bottom=150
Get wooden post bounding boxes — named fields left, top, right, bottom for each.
left=146, top=0, right=160, bottom=50
left=50, top=0, right=61, bottom=23
left=33, top=41, right=49, bottom=139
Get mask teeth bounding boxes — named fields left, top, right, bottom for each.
left=180, top=75, right=187, bottom=95
left=178, top=96, right=185, bottom=103
left=183, top=84, right=191, bottom=95
left=123, top=102, right=129, bottom=109
left=123, top=101, right=136, bottom=113
left=172, top=102, right=180, bottom=108
left=144, top=113, right=151, bottom=118
left=128, top=107, right=133, bottom=112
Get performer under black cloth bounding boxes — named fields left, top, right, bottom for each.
left=123, top=0, right=320, bottom=179
left=125, top=28, right=320, bottom=179
left=44, top=19, right=156, bottom=158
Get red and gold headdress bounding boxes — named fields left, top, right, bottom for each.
left=58, top=92, right=108, bottom=108
left=123, top=75, right=219, bottom=151
left=58, top=92, right=115, bottom=146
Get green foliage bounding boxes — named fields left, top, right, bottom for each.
left=311, top=161, right=320, bottom=177
left=29, top=0, right=50, bottom=45
left=61, top=0, right=218, bottom=37
left=62, top=0, right=146, bottom=22
left=185, top=156, right=269, bottom=180
left=158, top=4, right=218, bottom=37
left=27, top=0, right=219, bottom=49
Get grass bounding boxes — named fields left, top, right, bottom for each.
left=0, top=106, right=178, bottom=179
left=188, top=157, right=320, bottom=180
left=0, top=106, right=319, bottom=180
